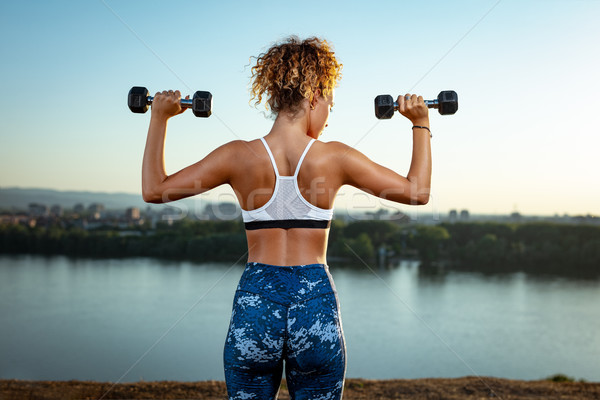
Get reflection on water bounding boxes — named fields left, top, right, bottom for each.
left=1, top=255, right=599, bottom=383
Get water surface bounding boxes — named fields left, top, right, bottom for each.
left=1, top=255, right=599, bottom=382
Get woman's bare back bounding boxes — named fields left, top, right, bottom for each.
left=231, top=136, right=343, bottom=266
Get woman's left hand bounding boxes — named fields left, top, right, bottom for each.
left=151, top=90, right=190, bottom=119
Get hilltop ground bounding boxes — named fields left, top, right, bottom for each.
left=1, top=376, right=599, bottom=399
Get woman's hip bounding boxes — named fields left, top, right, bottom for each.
left=236, top=261, right=337, bottom=305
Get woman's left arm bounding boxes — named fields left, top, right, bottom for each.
left=142, top=90, right=238, bottom=204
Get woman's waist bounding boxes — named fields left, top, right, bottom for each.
left=246, top=230, right=329, bottom=265
left=245, top=261, right=327, bottom=269
left=236, top=261, right=337, bottom=303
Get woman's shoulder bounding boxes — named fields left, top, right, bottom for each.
left=316, top=139, right=378, bottom=173
left=218, top=139, right=261, bottom=154
left=317, top=139, right=358, bottom=159
left=319, top=139, right=351, bottom=150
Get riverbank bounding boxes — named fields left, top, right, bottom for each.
left=1, top=376, right=599, bottom=399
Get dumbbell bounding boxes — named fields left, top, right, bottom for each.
left=374, top=90, right=458, bottom=119
left=127, top=86, right=212, bottom=118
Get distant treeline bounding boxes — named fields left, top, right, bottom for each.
left=1, top=220, right=599, bottom=276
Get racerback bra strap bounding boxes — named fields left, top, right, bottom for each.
left=259, top=137, right=280, bottom=176
left=260, top=137, right=316, bottom=178
left=294, top=139, right=316, bottom=177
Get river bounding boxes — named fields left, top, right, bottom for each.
left=1, top=255, right=599, bottom=383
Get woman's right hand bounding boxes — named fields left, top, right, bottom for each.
left=151, top=90, right=189, bottom=120
left=397, top=93, right=429, bottom=125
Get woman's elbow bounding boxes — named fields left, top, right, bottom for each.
left=142, top=189, right=163, bottom=204
left=416, top=195, right=430, bottom=205
left=409, top=191, right=430, bottom=206
left=143, top=194, right=160, bottom=204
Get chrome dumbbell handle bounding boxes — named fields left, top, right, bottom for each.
left=392, top=97, right=440, bottom=110
left=144, top=96, right=194, bottom=108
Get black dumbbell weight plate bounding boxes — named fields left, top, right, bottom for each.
left=192, top=91, right=212, bottom=118
left=128, top=86, right=150, bottom=114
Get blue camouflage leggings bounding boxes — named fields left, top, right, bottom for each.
left=223, top=261, right=346, bottom=400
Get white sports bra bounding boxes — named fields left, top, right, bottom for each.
left=241, top=137, right=334, bottom=230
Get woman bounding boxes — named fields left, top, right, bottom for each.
left=142, top=36, right=431, bottom=400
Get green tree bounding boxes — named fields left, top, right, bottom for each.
left=330, top=232, right=374, bottom=261
left=343, top=220, right=399, bottom=250
left=411, top=225, right=450, bottom=264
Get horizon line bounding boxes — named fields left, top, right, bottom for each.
left=1, top=185, right=598, bottom=218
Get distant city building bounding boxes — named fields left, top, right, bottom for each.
left=389, top=211, right=411, bottom=224
left=365, top=208, right=389, bottom=220
left=572, top=214, right=600, bottom=225
left=28, top=203, right=49, bottom=217
left=125, top=207, right=140, bottom=221
left=0, top=213, right=34, bottom=226
left=448, top=209, right=458, bottom=222
left=362, top=208, right=411, bottom=223
left=203, top=202, right=240, bottom=220
left=510, top=211, right=522, bottom=222
left=50, top=204, right=63, bottom=217
left=73, top=203, right=85, bottom=214
left=88, top=203, right=105, bottom=213
left=460, top=209, right=470, bottom=220
left=88, top=203, right=105, bottom=220
left=144, top=206, right=154, bottom=217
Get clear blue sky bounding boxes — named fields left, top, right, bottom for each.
left=1, top=0, right=598, bottom=216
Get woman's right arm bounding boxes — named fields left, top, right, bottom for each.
left=141, top=90, right=239, bottom=204
left=335, top=93, right=432, bottom=205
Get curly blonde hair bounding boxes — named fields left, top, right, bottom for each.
left=250, top=36, right=342, bottom=116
